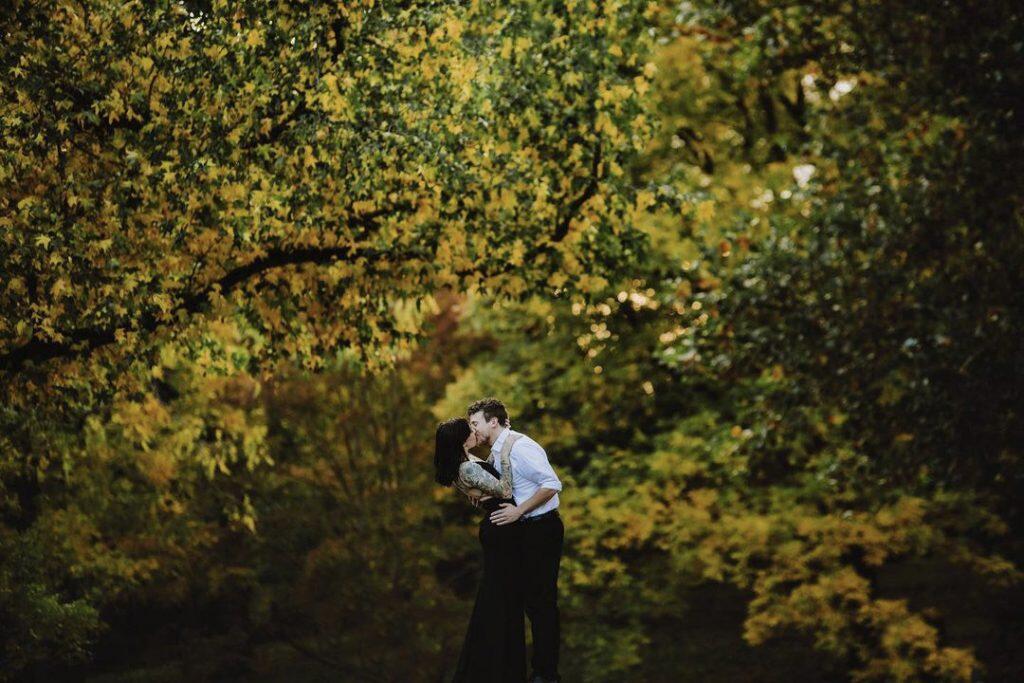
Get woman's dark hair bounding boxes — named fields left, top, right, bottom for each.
left=434, top=417, right=471, bottom=486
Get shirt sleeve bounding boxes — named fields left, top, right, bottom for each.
left=511, top=439, right=562, bottom=492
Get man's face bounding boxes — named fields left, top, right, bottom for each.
left=468, top=411, right=503, bottom=446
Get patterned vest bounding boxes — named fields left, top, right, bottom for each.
left=488, top=432, right=522, bottom=495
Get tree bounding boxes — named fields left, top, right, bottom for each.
left=0, top=0, right=654, bottom=675
left=436, top=0, right=1024, bottom=679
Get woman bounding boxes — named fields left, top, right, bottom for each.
left=434, top=417, right=526, bottom=683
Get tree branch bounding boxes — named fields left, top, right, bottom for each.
left=552, top=141, right=603, bottom=243
left=0, top=208, right=409, bottom=375
left=454, top=140, right=607, bottom=284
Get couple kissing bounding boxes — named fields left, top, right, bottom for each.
left=434, top=398, right=564, bottom=683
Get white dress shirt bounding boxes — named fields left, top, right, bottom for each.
left=490, top=427, right=561, bottom=518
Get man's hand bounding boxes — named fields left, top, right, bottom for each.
left=490, top=503, right=523, bottom=526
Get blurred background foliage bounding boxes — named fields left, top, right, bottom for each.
left=3, top=0, right=1023, bottom=681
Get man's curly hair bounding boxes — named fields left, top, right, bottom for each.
left=467, top=397, right=510, bottom=427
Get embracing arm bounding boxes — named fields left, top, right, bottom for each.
left=457, top=461, right=513, bottom=499
left=489, top=439, right=563, bottom=525
left=515, top=487, right=558, bottom=516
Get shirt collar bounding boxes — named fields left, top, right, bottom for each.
left=490, top=426, right=511, bottom=453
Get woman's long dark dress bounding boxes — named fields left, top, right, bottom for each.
left=451, top=460, right=527, bottom=683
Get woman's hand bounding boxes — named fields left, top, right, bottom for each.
left=469, top=493, right=494, bottom=509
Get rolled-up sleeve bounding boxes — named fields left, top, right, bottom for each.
left=512, top=439, right=562, bottom=491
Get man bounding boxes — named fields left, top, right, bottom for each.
left=468, top=398, right=563, bottom=683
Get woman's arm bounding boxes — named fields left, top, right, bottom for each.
left=458, top=461, right=512, bottom=499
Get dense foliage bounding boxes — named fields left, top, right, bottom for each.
left=441, top=0, right=1024, bottom=679
left=1, top=0, right=651, bottom=678
left=2, top=0, right=1022, bottom=681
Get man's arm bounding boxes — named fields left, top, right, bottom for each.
left=518, top=487, right=557, bottom=516
left=490, top=487, right=557, bottom=525
left=490, top=439, right=562, bottom=525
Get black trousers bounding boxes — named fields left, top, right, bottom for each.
left=452, top=514, right=527, bottom=683
left=521, top=512, right=564, bottom=681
